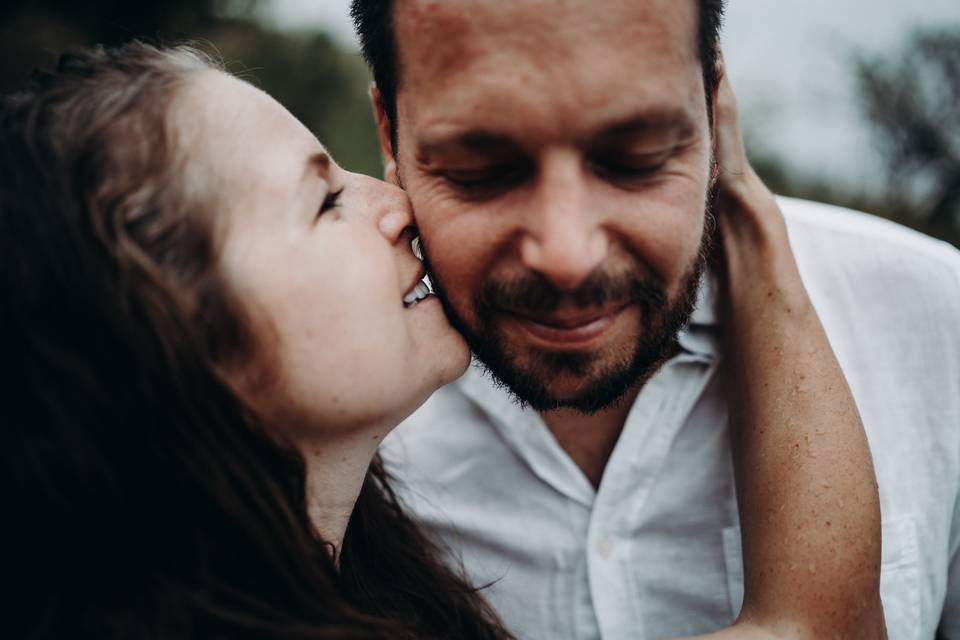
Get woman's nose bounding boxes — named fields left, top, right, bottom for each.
left=372, top=180, right=415, bottom=244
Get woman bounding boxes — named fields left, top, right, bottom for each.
left=0, top=43, right=883, bottom=638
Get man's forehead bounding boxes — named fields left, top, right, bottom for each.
left=396, top=0, right=696, bottom=27
left=392, top=0, right=701, bottom=102
left=392, top=0, right=705, bottom=142
left=393, top=0, right=699, bottom=62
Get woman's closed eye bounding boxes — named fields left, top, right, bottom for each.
left=315, top=188, right=343, bottom=222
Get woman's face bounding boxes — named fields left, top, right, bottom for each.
left=182, top=71, right=469, bottom=436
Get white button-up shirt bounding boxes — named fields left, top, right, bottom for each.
left=382, top=198, right=960, bottom=639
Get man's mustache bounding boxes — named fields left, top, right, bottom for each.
left=476, top=267, right=667, bottom=317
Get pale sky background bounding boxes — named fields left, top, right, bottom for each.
left=257, top=0, right=960, bottom=193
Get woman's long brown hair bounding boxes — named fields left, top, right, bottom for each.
left=0, top=42, right=511, bottom=640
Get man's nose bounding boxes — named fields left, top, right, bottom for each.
left=520, top=158, right=608, bottom=291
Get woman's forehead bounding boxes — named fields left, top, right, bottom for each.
left=179, top=71, right=326, bottom=202
left=180, top=71, right=313, bottom=157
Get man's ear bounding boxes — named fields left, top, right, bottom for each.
left=709, top=56, right=725, bottom=167
left=711, top=56, right=726, bottom=133
left=370, top=83, right=399, bottom=185
left=708, top=56, right=726, bottom=187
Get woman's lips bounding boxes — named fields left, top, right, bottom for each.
left=501, top=305, right=629, bottom=349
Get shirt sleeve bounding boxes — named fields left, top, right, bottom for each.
left=939, top=486, right=960, bottom=637
left=937, top=255, right=960, bottom=639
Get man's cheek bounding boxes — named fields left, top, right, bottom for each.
left=437, top=263, right=477, bottom=315
left=618, top=191, right=706, bottom=278
left=419, top=236, right=478, bottom=322
left=404, top=167, right=475, bottom=221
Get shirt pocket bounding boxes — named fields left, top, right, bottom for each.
left=721, top=515, right=920, bottom=639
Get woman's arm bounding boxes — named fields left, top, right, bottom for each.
left=688, top=73, right=885, bottom=639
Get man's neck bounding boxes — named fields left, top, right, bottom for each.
left=540, top=385, right=640, bottom=489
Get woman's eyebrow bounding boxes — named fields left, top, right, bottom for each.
left=302, top=151, right=331, bottom=183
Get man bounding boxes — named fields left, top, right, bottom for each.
left=351, top=0, right=960, bottom=637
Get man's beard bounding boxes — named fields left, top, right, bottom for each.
left=424, top=219, right=713, bottom=415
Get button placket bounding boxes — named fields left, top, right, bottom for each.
left=585, top=356, right=719, bottom=640
left=595, top=533, right=614, bottom=559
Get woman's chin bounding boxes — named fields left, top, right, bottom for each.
left=437, top=331, right=472, bottom=385
left=412, top=306, right=472, bottom=386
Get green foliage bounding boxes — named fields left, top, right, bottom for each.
left=743, top=27, right=960, bottom=248
left=855, top=28, right=960, bottom=243
left=200, top=21, right=382, bottom=177
left=0, top=1, right=382, bottom=177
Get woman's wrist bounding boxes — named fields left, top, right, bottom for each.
left=715, top=166, right=817, bottom=315
left=718, top=168, right=789, bottom=260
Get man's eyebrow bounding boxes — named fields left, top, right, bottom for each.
left=416, top=131, right=521, bottom=158
left=594, top=109, right=698, bottom=141
left=416, top=110, right=698, bottom=157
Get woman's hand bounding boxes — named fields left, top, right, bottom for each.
left=685, top=69, right=886, bottom=639
left=712, top=65, right=789, bottom=271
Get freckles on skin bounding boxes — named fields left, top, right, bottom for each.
left=397, top=0, right=477, bottom=86
left=397, top=0, right=704, bottom=132
left=222, top=229, right=393, bottom=429
left=398, top=0, right=700, bottom=91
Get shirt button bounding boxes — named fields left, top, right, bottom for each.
left=595, top=535, right=613, bottom=559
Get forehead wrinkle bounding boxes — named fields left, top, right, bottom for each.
left=395, top=0, right=700, bottom=82
left=395, top=0, right=706, bottom=146
left=394, top=0, right=477, bottom=89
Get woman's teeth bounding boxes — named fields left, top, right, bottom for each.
left=403, top=280, right=431, bottom=308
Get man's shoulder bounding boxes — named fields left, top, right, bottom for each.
left=780, top=196, right=960, bottom=270
left=382, top=376, right=499, bottom=468
left=777, top=198, right=960, bottom=419
left=778, top=196, right=960, bottom=308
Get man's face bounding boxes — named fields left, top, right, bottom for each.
left=384, top=0, right=714, bottom=412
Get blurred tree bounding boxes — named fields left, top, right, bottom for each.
left=199, top=21, right=382, bottom=176
left=856, top=28, right=960, bottom=241
left=0, top=1, right=221, bottom=43
left=0, top=1, right=382, bottom=176
left=0, top=1, right=224, bottom=92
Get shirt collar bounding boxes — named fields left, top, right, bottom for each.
left=689, top=269, right=719, bottom=327
left=455, top=361, right=599, bottom=506
left=675, top=270, right=720, bottom=359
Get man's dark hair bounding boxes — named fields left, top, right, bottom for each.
left=351, top=0, right=726, bottom=153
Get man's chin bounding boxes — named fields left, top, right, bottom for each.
left=520, top=372, right=636, bottom=414
left=473, top=343, right=658, bottom=414
left=428, top=259, right=705, bottom=414
left=450, top=305, right=691, bottom=413
left=535, top=371, right=598, bottom=400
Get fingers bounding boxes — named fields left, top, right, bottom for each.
left=715, top=64, right=738, bottom=132
left=710, top=57, right=786, bottom=251
left=714, top=66, right=748, bottom=182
